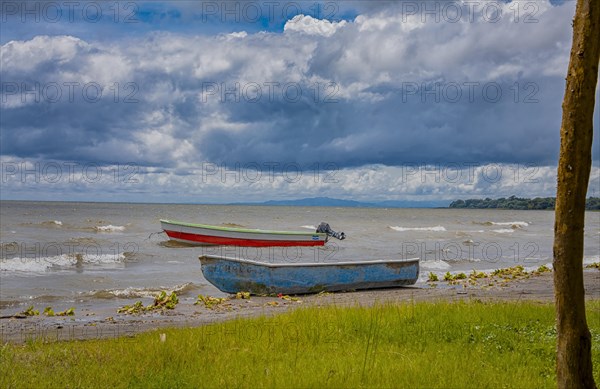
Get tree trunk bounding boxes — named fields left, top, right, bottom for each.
left=553, top=0, right=600, bottom=388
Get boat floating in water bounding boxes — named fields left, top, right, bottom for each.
left=161, top=220, right=345, bottom=247
left=198, top=255, right=420, bottom=294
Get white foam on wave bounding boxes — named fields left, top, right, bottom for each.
left=420, top=260, right=451, bottom=270
left=40, top=220, right=63, bottom=226
left=492, top=229, right=515, bottom=234
left=454, top=230, right=486, bottom=239
left=390, top=226, right=447, bottom=232
left=0, top=253, right=126, bottom=273
left=490, top=221, right=529, bottom=227
left=0, top=257, right=52, bottom=273
left=95, top=225, right=126, bottom=232
left=90, top=282, right=194, bottom=299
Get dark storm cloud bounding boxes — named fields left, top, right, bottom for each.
left=198, top=75, right=565, bottom=168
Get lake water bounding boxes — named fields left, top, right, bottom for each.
left=1, top=201, right=598, bottom=313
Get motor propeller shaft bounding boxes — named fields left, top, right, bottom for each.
left=316, top=222, right=346, bottom=240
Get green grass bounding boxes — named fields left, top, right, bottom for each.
left=2, top=300, right=600, bottom=388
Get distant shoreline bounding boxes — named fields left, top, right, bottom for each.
left=0, top=197, right=450, bottom=208
left=2, top=197, right=599, bottom=210
left=449, top=196, right=600, bottom=211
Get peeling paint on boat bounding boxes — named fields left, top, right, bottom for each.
left=199, top=255, right=419, bottom=294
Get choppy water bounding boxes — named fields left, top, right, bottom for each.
left=1, top=201, right=598, bottom=313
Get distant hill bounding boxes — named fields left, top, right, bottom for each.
left=230, top=196, right=451, bottom=208
left=449, top=196, right=600, bottom=210
left=260, top=197, right=366, bottom=207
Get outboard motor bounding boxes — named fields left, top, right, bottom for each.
left=316, top=222, right=346, bottom=240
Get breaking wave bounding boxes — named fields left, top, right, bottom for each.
left=42, top=220, right=63, bottom=226
left=87, top=282, right=197, bottom=299
left=420, top=260, right=451, bottom=270
left=454, top=230, right=485, bottom=237
left=475, top=221, right=529, bottom=229
left=65, top=237, right=101, bottom=246
left=390, top=226, right=447, bottom=232
left=0, top=252, right=128, bottom=273
left=20, top=220, right=64, bottom=228
left=490, top=221, right=529, bottom=227
left=94, top=225, right=126, bottom=232
left=492, top=229, right=515, bottom=234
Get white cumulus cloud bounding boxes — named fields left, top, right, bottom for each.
left=284, top=14, right=347, bottom=37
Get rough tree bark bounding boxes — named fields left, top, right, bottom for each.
left=553, top=0, right=600, bottom=388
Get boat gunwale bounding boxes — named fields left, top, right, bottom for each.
left=199, top=255, right=420, bottom=268
left=161, top=219, right=327, bottom=237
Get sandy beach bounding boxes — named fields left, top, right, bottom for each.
left=2, top=270, right=598, bottom=345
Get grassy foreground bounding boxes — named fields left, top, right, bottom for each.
left=2, top=300, right=600, bottom=388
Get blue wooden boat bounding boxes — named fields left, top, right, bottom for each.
left=199, top=255, right=419, bottom=294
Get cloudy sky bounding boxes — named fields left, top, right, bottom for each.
left=1, top=0, right=598, bottom=204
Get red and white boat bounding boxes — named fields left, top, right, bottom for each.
left=160, top=219, right=328, bottom=247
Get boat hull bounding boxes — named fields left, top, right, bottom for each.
left=199, top=255, right=420, bottom=294
left=161, top=220, right=326, bottom=247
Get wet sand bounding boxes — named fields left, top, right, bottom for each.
left=2, top=271, right=599, bottom=344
